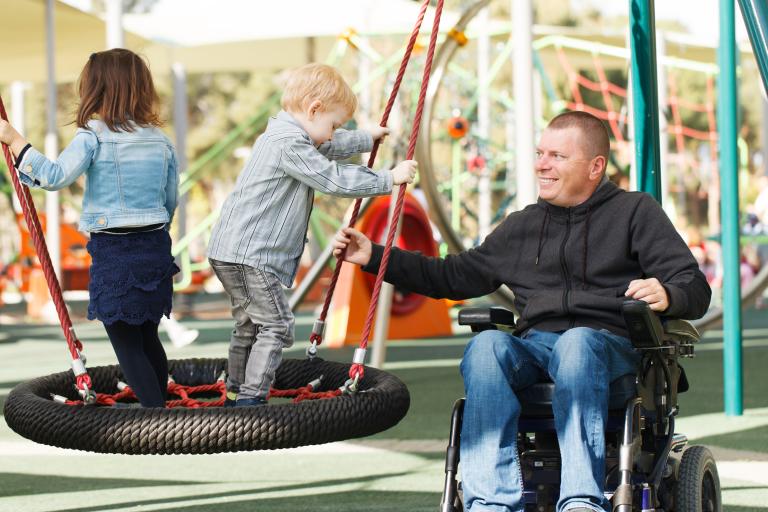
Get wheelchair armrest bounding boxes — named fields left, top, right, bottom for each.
left=622, top=299, right=664, bottom=348
left=664, top=319, right=701, bottom=345
left=458, top=307, right=516, bottom=333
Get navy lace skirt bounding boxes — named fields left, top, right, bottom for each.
left=86, top=229, right=179, bottom=325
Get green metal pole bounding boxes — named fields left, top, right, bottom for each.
left=720, top=0, right=744, bottom=416
left=738, top=0, right=768, bottom=95
left=629, top=0, right=662, bottom=200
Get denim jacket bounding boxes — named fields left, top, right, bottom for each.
left=16, top=119, right=178, bottom=233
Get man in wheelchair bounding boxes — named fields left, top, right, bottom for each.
left=333, top=111, right=712, bottom=512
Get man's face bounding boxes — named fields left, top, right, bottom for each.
left=535, top=127, right=602, bottom=207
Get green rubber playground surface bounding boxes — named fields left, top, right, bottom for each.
left=1, top=300, right=767, bottom=511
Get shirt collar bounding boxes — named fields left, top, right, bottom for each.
left=276, top=110, right=308, bottom=136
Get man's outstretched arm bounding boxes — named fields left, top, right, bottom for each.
left=333, top=226, right=506, bottom=301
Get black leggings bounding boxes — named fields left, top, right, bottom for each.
left=104, top=320, right=168, bottom=407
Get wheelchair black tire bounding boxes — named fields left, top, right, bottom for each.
left=675, top=445, right=722, bottom=512
left=3, top=358, right=410, bottom=455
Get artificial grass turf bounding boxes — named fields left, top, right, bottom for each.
left=89, top=491, right=443, bottom=512
left=371, top=365, right=464, bottom=440
left=695, top=425, right=768, bottom=454
left=678, top=345, right=768, bottom=417
left=0, top=473, right=198, bottom=498
left=367, top=345, right=768, bottom=441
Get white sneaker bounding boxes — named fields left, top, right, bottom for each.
left=161, top=316, right=200, bottom=348
left=171, top=328, right=199, bottom=348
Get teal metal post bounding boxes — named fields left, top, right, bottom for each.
left=629, top=0, right=662, bottom=200
left=738, top=0, right=768, bottom=95
left=720, top=0, right=743, bottom=416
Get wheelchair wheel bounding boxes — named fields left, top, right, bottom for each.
left=675, top=445, right=722, bottom=512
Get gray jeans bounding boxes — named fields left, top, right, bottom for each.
left=209, top=259, right=295, bottom=400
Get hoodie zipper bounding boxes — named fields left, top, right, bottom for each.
left=560, top=210, right=572, bottom=318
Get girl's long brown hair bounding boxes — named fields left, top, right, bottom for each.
left=76, top=49, right=161, bottom=132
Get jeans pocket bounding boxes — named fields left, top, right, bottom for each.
left=251, top=269, right=295, bottom=348
left=211, top=261, right=252, bottom=309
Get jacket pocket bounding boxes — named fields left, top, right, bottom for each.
left=569, top=289, right=624, bottom=318
left=519, top=289, right=567, bottom=324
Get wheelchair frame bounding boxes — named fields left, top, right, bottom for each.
left=439, top=300, right=721, bottom=512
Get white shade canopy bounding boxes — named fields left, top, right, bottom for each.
left=3, top=1, right=754, bottom=82
left=122, top=0, right=457, bottom=46
left=130, top=0, right=465, bottom=74
left=2, top=0, right=150, bottom=83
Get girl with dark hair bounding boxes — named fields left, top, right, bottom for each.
left=0, top=48, right=178, bottom=408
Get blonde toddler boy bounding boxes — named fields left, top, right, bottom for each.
left=207, top=63, right=417, bottom=406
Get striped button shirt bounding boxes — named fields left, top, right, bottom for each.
left=207, top=110, right=393, bottom=287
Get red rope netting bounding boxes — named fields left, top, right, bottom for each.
left=554, top=47, right=718, bottom=175
left=668, top=73, right=718, bottom=173
left=53, top=377, right=337, bottom=408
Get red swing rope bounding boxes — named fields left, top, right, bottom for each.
left=0, top=97, right=94, bottom=402
left=342, top=0, right=444, bottom=388
left=245, top=1, right=442, bottom=403
left=308, top=0, right=432, bottom=349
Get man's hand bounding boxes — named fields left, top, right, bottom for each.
left=368, top=125, right=390, bottom=142
left=625, top=278, right=669, bottom=312
left=333, top=227, right=373, bottom=266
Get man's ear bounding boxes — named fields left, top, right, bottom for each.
left=589, top=155, right=606, bottom=180
left=307, top=100, right=323, bottom=119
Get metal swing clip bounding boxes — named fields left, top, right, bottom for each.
left=306, top=320, right=326, bottom=360
left=340, top=374, right=360, bottom=395
left=70, top=327, right=86, bottom=365
left=77, top=383, right=97, bottom=405
left=306, top=340, right=319, bottom=360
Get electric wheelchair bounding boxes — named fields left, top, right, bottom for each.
left=440, top=300, right=721, bottom=512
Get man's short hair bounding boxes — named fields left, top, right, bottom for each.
left=281, top=63, right=357, bottom=117
left=547, top=111, right=610, bottom=161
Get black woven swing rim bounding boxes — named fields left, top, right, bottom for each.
left=3, top=358, right=410, bottom=455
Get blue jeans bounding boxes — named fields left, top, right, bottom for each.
left=209, top=259, right=295, bottom=400
left=459, top=327, right=640, bottom=512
